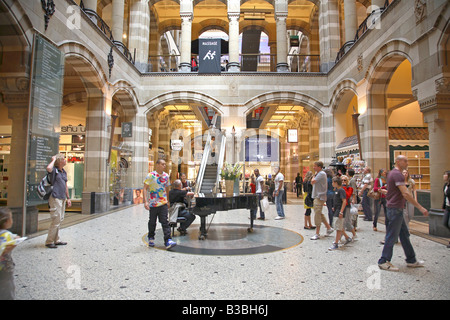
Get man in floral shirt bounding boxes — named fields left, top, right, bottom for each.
left=143, top=159, right=176, bottom=249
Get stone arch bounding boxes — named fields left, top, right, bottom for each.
left=364, top=39, right=414, bottom=170
left=58, top=41, right=108, bottom=97
left=143, top=90, right=225, bottom=116
left=329, top=79, right=358, bottom=112
left=365, top=39, right=413, bottom=94
left=436, top=4, right=450, bottom=72
left=243, top=91, right=325, bottom=116
left=111, top=83, right=139, bottom=115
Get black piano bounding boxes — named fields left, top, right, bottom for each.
left=191, top=193, right=258, bottom=240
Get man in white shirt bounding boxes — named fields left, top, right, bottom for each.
left=254, top=169, right=265, bottom=220
left=273, top=166, right=285, bottom=220
left=310, top=161, right=334, bottom=239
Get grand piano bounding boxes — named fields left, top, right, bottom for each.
left=192, top=193, right=258, bottom=240
left=191, top=117, right=258, bottom=240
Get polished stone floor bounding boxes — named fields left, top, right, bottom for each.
left=12, top=202, right=450, bottom=300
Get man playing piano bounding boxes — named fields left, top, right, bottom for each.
left=169, top=179, right=196, bottom=235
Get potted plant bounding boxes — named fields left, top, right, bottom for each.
left=220, top=162, right=242, bottom=196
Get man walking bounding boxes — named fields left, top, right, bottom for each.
left=378, top=155, right=429, bottom=271
left=143, top=159, right=177, bottom=250
left=310, top=161, right=334, bottom=240
left=254, top=169, right=265, bottom=220
left=273, top=166, right=285, bottom=220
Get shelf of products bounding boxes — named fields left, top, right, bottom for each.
left=394, top=150, right=430, bottom=190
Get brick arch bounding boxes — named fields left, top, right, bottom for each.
left=243, top=91, right=325, bottom=116
left=329, top=79, right=358, bottom=113
left=111, top=82, right=139, bottom=115
left=58, top=41, right=108, bottom=98
left=143, top=91, right=224, bottom=115
left=363, top=39, right=413, bottom=171
left=365, top=39, right=413, bottom=94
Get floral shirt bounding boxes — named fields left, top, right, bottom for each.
left=0, top=230, right=15, bottom=272
left=143, top=171, right=170, bottom=207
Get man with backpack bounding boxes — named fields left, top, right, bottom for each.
left=45, top=154, right=71, bottom=249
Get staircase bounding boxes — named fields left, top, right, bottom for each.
left=200, top=164, right=218, bottom=193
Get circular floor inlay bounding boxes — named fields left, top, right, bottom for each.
left=142, top=223, right=303, bottom=255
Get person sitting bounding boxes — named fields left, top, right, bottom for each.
left=169, top=179, right=196, bottom=235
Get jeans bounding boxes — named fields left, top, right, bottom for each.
left=361, top=189, right=373, bottom=221
left=148, top=204, right=171, bottom=242
left=378, top=207, right=417, bottom=265
left=326, top=195, right=334, bottom=227
left=373, top=197, right=387, bottom=228
left=251, top=193, right=266, bottom=219
left=177, top=208, right=196, bottom=231
left=275, top=189, right=285, bottom=217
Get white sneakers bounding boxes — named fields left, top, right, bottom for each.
left=310, top=228, right=335, bottom=240
left=378, top=260, right=425, bottom=272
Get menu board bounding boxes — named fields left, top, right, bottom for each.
left=26, top=35, right=64, bottom=205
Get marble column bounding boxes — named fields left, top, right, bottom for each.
left=5, top=93, right=39, bottom=235
left=111, top=0, right=125, bottom=41
left=420, top=83, right=450, bottom=237
left=318, top=0, right=340, bottom=72
left=83, top=0, right=98, bottom=11
left=82, top=95, right=111, bottom=214
left=227, top=0, right=240, bottom=72
left=179, top=0, right=193, bottom=72
left=275, top=0, right=289, bottom=72
left=129, top=0, right=151, bottom=72
left=343, top=0, right=357, bottom=43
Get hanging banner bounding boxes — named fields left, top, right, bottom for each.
left=198, top=38, right=221, bottom=74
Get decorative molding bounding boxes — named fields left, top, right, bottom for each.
left=108, top=46, right=114, bottom=78
left=414, top=0, right=427, bottom=24
left=435, top=77, right=450, bottom=94
left=357, top=53, right=363, bottom=72
left=40, top=0, right=55, bottom=31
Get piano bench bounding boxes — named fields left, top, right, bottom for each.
left=169, top=217, right=187, bottom=237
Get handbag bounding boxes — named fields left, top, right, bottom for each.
left=260, top=196, right=270, bottom=212
left=367, top=188, right=380, bottom=200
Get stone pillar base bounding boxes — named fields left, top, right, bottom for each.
left=276, top=63, right=289, bottom=72
left=227, top=62, right=240, bottom=72
left=429, top=209, right=450, bottom=237
left=9, top=206, right=38, bottom=236
left=82, top=192, right=110, bottom=214
left=179, top=63, right=192, bottom=72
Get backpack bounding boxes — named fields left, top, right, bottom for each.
left=37, top=169, right=56, bottom=200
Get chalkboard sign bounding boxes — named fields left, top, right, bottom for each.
left=26, top=35, right=64, bottom=205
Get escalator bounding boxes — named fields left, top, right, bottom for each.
left=194, top=116, right=226, bottom=194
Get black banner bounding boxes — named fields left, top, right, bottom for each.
left=198, top=38, right=221, bottom=74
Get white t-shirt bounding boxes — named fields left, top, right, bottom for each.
left=256, top=175, right=264, bottom=194
left=274, top=172, right=284, bottom=191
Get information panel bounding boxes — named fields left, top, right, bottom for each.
left=26, top=35, right=64, bottom=205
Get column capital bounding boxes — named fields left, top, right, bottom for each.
left=227, top=12, right=240, bottom=21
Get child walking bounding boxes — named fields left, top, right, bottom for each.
left=0, top=208, right=18, bottom=300
left=329, top=176, right=353, bottom=250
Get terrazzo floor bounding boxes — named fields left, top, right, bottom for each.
left=11, top=202, right=450, bottom=300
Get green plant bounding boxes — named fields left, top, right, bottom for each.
left=220, top=162, right=243, bottom=180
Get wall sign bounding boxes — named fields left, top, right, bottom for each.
left=26, top=34, right=64, bottom=205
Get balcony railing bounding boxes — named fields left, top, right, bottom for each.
left=147, top=54, right=320, bottom=73
left=79, top=2, right=135, bottom=65
left=335, top=0, right=395, bottom=64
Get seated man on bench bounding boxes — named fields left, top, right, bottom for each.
left=169, top=179, right=196, bottom=235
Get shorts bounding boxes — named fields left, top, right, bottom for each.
left=313, top=198, right=327, bottom=226
left=334, top=217, right=345, bottom=231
